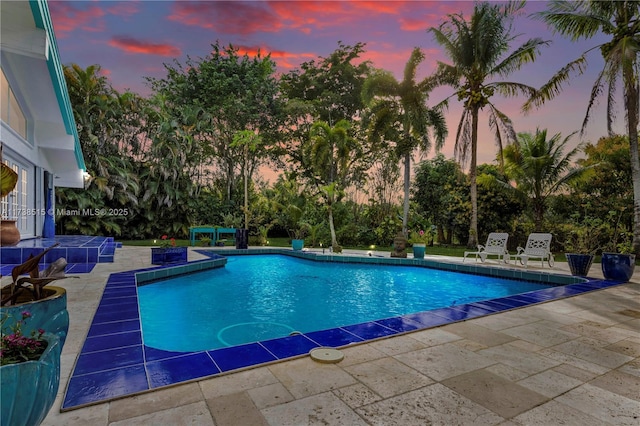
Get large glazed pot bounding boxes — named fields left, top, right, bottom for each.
left=601, top=252, right=636, bottom=282
left=291, top=239, right=304, bottom=251
left=412, top=243, right=426, bottom=259
left=0, top=286, right=69, bottom=347
left=565, top=253, right=594, bottom=277
left=0, top=333, right=62, bottom=426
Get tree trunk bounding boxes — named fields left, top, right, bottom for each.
left=533, top=200, right=544, bottom=232
left=624, top=66, right=640, bottom=255
left=244, top=144, right=249, bottom=229
left=467, top=107, right=479, bottom=248
left=402, top=152, right=411, bottom=237
left=328, top=203, right=337, bottom=247
left=437, top=226, right=445, bottom=244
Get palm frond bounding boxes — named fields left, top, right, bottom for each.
left=491, top=38, right=551, bottom=77
left=534, top=1, right=607, bottom=40
left=580, top=65, right=608, bottom=137
left=454, top=109, right=472, bottom=167
left=522, top=55, right=588, bottom=112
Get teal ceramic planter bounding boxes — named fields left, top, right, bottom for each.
left=1, top=333, right=62, bottom=426
left=291, top=239, right=304, bottom=251
left=0, top=287, right=69, bottom=347
left=412, top=244, right=426, bottom=259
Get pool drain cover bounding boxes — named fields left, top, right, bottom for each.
left=310, top=347, right=344, bottom=364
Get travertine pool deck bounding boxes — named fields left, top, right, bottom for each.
left=30, top=246, right=640, bottom=425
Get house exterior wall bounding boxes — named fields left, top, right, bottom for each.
left=0, top=0, right=85, bottom=240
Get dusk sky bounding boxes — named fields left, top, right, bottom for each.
left=49, top=0, right=619, bottom=168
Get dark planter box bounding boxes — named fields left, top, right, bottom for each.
left=151, top=247, right=188, bottom=265
left=601, top=252, right=636, bottom=282
left=235, top=228, right=248, bottom=249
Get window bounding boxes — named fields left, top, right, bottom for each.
left=1, top=157, right=35, bottom=237
left=0, top=68, right=27, bottom=139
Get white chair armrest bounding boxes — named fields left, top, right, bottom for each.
left=516, top=246, right=524, bottom=255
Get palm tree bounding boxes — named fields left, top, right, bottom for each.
left=306, top=120, right=357, bottom=249
left=429, top=1, right=549, bottom=247
left=527, top=0, right=640, bottom=254
left=362, top=47, right=447, bottom=236
left=503, top=129, right=588, bottom=230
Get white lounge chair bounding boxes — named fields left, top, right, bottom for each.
left=463, top=232, right=509, bottom=263
left=513, top=233, right=554, bottom=268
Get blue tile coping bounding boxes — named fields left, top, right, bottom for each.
left=61, top=249, right=628, bottom=411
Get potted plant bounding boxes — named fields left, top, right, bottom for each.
left=409, top=225, right=435, bottom=259
left=1, top=146, right=21, bottom=246
left=408, top=229, right=428, bottom=259
left=562, top=217, right=605, bottom=277
left=199, top=236, right=212, bottom=247
left=291, top=222, right=311, bottom=251
left=151, top=235, right=187, bottom=264
left=601, top=227, right=636, bottom=281
left=278, top=203, right=310, bottom=251
left=1, top=244, right=72, bottom=425
left=1, top=243, right=71, bottom=338
left=1, top=311, right=62, bottom=426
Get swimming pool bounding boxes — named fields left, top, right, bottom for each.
left=63, top=249, right=620, bottom=410
left=138, top=254, right=553, bottom=352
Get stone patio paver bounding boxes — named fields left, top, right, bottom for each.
left=331, top=383, right=383, bottom=409
left=477, top=341, right=562, bottom=375
left=555, top=383, right=640, bottom=426
left=367, top=334, right=427, bottom=356
left=512, top=400, right=614, bottom=426
left=501, top=322, right=580, bottom=347
left=441, top=369, right=548, bottom=418
left=207, top=392, right=269, bottom=426
left=441, top=322, right=517, bottom=347
left=551, top=338, right=634, bottom=369
left=109, top=382, right=204, bottom=422
left=394, top=342, right=496, bottom=381
left=355, top=383, right=505, bottom=426
left=343, top=357, right=433, bottom=398
left=268, top=357, right=358, bottom=399
left=247, top=383, right=295, bottom=410
left=516, top=369, right=584, bottom=398
left=588, top=370, right=640, bottom=402
left=261, top=392, right=369, bottom=426
left=109, top=401, right=215, bottom=426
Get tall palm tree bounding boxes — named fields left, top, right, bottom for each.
left=527, top=0, right=640, bottom=254
left=429, top=1, right=549, bottom=247
left=306, top=119, right=357, bottom=249
left=362, top=47, right=447, bottom=236
left=503, top=129, right=587, bottom=230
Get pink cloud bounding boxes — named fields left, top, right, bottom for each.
left=234, top=44, right=315, bottom=70
left=108, top=36, right=181, bottom=57
left=49, top=2, right=106, bottom=37
left=107, top=1, right=140, bottom=17
left=169, top=1, right=282, bottom=34
left=168, top=0, right=408, bottom=36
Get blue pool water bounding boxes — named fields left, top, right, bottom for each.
left=138, top=254, right=551, bottom=352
